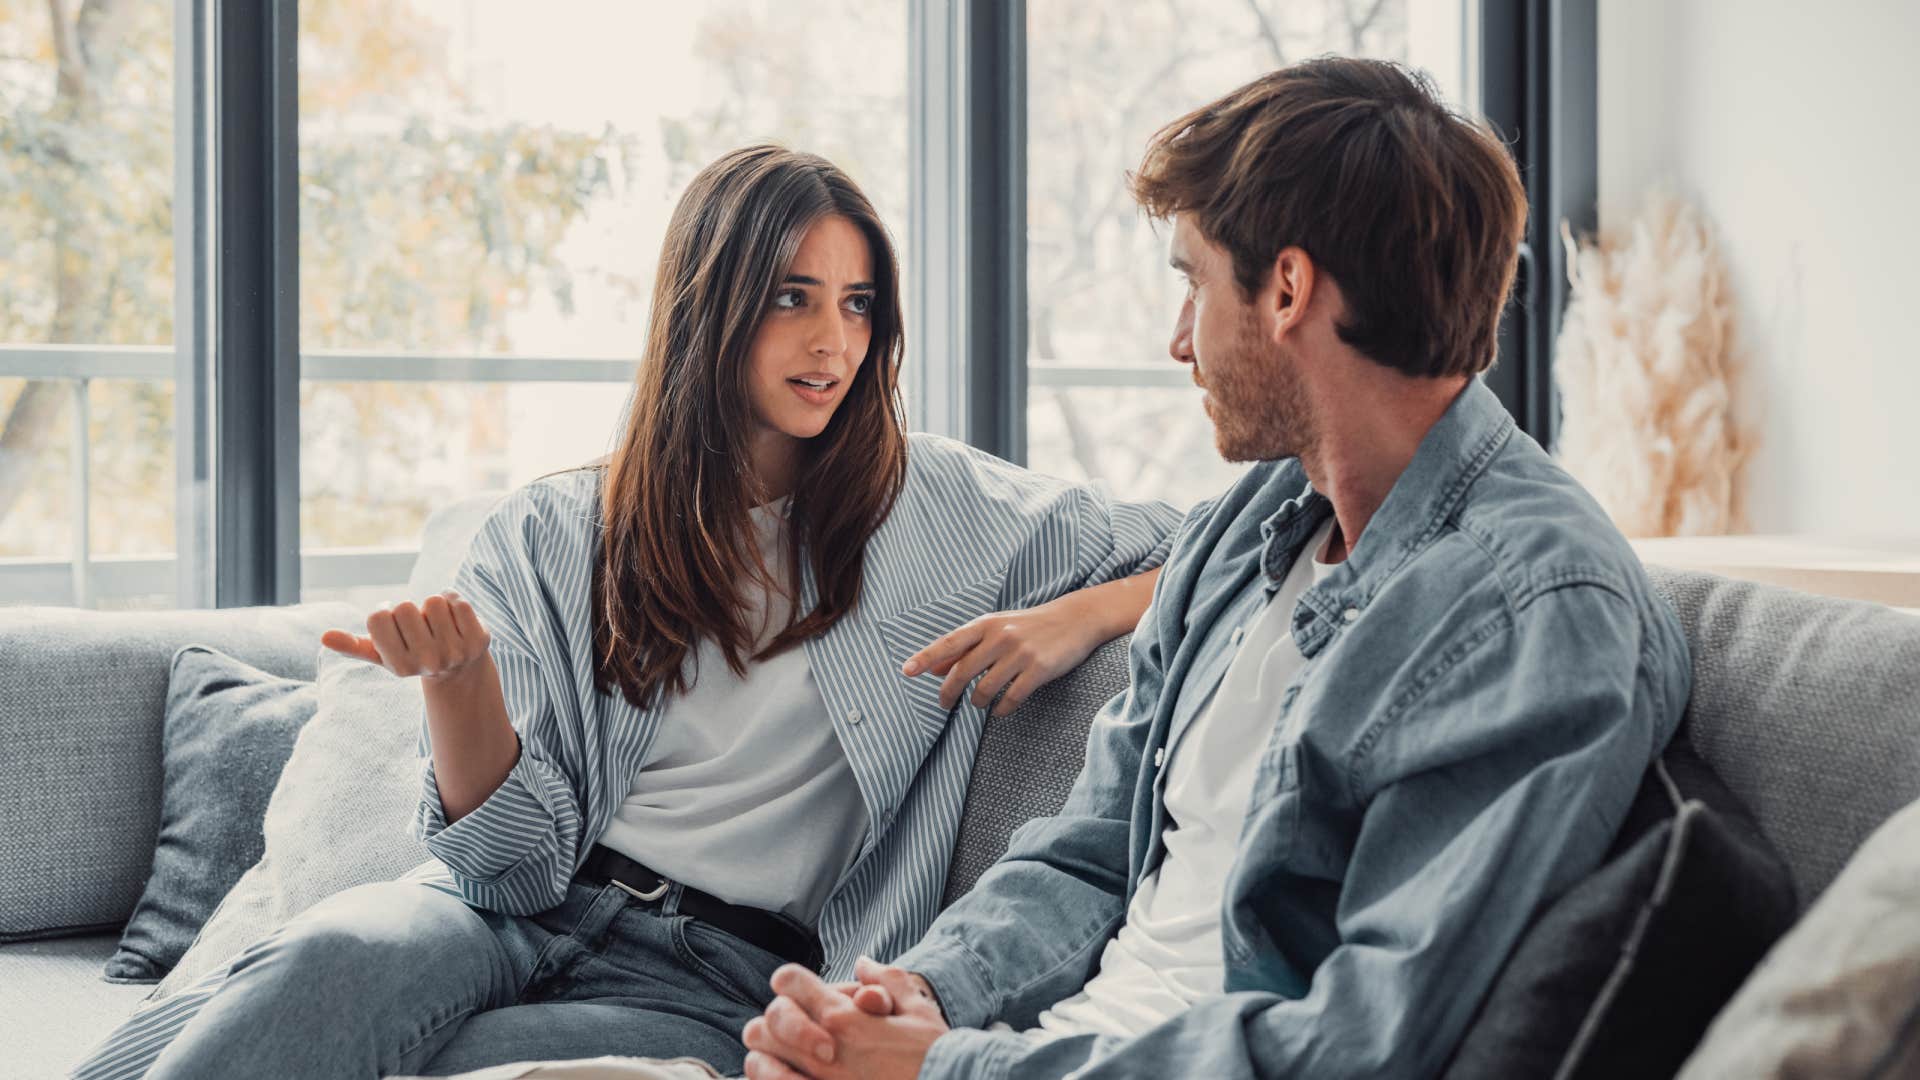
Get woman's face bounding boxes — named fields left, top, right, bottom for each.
left=744, top=214, right=876, bottom=458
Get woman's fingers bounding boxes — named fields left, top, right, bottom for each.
left=364, top=608, right=412, bottom=675
left=319, top=629, right=383, bottom=666
left=390, top=601, right=441, bottom=672
left=446, top=591, right=489, bottom=649
left=970, top=655, right=1020, bottom=710
left=420, top=592, right=460, bottom=647
left=990, top=670, right=1042, bottom=718
left=937, top=637, right=1007, bottom=711
left=902, top=623, right=983, bottom=678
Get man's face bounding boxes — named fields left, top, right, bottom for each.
left=1167, top=214, right=1312, bottom=462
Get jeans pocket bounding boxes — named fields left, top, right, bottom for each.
left=670, top=916, right=780, bottom=1011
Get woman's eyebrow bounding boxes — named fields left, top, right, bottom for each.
left=782, top=274, right=876, bottom=291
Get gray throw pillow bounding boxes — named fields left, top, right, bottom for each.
left=104, top=648, right=319, bottom=983
left=151, top=646, right=432, bottom=998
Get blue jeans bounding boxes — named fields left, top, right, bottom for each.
left=74, top=878, right=786, bottom=1079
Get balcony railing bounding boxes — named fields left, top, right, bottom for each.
left=1, top=343, right=1188, bottom=608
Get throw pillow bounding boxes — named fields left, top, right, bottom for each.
left=103, top=648, right=319, bottom=983
left=152, top=645, right=432, bottom=998
left=1442, top=739, right=1798, bottom=1080
left=1675, top=795, right=1920, bottom=1079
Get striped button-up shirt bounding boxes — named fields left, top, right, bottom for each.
left=408, top=433, right=1182, bottom=978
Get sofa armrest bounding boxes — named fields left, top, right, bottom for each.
left=0, top=603, right=356, bottom=942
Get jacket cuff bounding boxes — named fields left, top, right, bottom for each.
left=416, top=750, right=563, bottom=883
left=898, top=937, right=1000, bottom=1031
left=919, top=1026, right=1025, bottom=1080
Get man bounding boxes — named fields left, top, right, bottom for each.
left=741, top=57, right=1691, bottom=1079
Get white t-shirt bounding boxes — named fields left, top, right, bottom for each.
left=595, top=498, right=869, bottom=925
left=1035, top=518, right=1339, bottom=1038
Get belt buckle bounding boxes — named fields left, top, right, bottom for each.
left=611, top=877, right=669, bottom=903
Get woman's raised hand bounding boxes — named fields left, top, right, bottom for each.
left=320, top=590, right=492, bottom=682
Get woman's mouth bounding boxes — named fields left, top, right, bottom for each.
left=788, top=375, right=840, bottom=405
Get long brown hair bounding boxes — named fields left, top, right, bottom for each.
left=593, top=145, right=908, bottom=709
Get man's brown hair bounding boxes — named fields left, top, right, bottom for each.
left=1130, top=57, right=1528, bottom=379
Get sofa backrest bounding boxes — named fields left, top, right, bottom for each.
left=0, top=604, right=354, bottom=942
left=1646, top=566, right=1920, bottom=908
left=940, top=568, right=1920, bottom=913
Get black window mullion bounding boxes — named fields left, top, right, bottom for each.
left=963, top=0, right=1026, bottom=463
left=212, top=0, right=300, bottom=606
left=1481, top=0, right=1597, bottom=450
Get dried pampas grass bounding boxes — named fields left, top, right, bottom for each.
left=1554, top=192, right=1752, bottom=537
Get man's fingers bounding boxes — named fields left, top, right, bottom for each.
left=742, top=1049, right=816, bottom=1080
left=319, top=630, right=382, bottom=666
left=769, top=963, right=846, bottom=1021
left=763, top=995, right=836, bottom=1064
left=902, top=623, right=983, bottom=678
left=851, top=984, right=894, bottom=1015
left=855, top=956, right=940, bottom=1019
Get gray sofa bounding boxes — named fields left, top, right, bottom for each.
left=4, top=528, right=1917, bottom=1077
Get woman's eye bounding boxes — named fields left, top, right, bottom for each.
left=773, top=289, right=804, bottom=310
left=846, top=294, right=874, bottom=316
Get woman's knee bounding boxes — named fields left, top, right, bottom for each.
left=234, top=881, right=486, bottom=981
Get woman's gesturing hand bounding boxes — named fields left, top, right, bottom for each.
left=901, top=593, right=1107, bottom=718
left=320, top=590, right=491, bottom=682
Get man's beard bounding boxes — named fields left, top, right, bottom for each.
left=1207, top=307, right=1314, bottom=463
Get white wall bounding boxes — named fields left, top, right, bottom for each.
left=1597, top=0, right=1920, bottom=535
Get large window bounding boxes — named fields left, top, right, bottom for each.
left=1024, top=0, right=1470, bottom=506
left=297, top=0, right=908, bottom=605
left=0, top=1, right=175, bottom=608
left=4, top=0, right=1565, bottom=610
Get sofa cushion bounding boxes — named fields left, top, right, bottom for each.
left=1443, top=739, right=1797, bottom=1079
left=1646, top=566, right=1920, bottom=907
left=1678, top=794, right=1920, bottom=1079
left=0, top=603, right=358, bottom=943
left=104, top=648, right=320, bottom=983
left=0, top=934, right=150, bottom=1080
left=153, top=646, right=431, bottom=998
left=941, top=637, right=1130, bottom=907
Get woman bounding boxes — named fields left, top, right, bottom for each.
left=76, top=145, right=1180, bottom=1079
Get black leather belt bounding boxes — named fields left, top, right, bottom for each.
left=578, top=844, right=824, bottom=972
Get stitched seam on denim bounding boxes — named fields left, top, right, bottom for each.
left=1412, top=411, right=1512, bottom=551
left=391, top=994, right=489, bottom=1073
left=1514, top=567, right=1633, bottom=609
left=1347, top=608, right=1513, bottom=804
left=671, top=917, right=763, bottom=1010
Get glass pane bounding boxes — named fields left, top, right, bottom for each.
left=0, top=2, right=174, bottom=606
left=297, top=0, right=909, bottom=598
left=1025, top=0, right=1468, bottom=507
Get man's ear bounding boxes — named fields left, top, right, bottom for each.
left=1266, top=246, right=1316, bottom=344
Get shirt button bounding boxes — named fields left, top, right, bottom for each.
left=1229, top=626, right=1246, bottom=646
left=1343, top=608, right=1360, bottom=623
left=846, top=708, right=862, bottom=725
left=1154, top=747, right=1166, bottom=768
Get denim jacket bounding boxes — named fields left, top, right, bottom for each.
left=897, top=379, right=1693, bottom=1079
